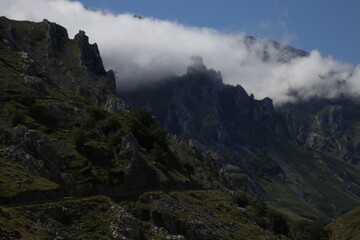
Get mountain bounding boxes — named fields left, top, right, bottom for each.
left=120, top=56, right=360, bottom=221
left=0, top=17, right=323, bottom=239
left=121, top=56, right=280, bottom=147
left=243, top=35, right=308, bottom=63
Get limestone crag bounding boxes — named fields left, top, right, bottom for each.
left=0, top=17, right=128, bottom=113
left=121, top=57, right=282, bottom=147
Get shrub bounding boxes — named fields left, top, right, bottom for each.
left=252, top=199, right=290, bottom=236
left=232, top=190, right=252, bottom=207
left=98, top=115, right=122, bottom=135
left=108, top=129, right=124, bottom=147
left=73, top=128, right=90, bottom=147
left=75, top=115, right=96, bottom=130
left=269, top=210, right=289, bottom=236
left=16, top=91, right=36, bottom=105
left=4, top=103, right=26, bottom=125
left=290, top=220, right=331, bottom=240
left=85, top=105, right=107, bottom=121
left=124, top=108, right=167, bottom=150
left=149, top=143, right=169, bottom=164
left=29, top=103, right=58, bottom=130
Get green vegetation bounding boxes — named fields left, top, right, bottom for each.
left=0, top=196, right=113, bottom=239
left=124, top=108, right=167, bottom=151
left=329, top=206, right=360, bottom=240
left=232, top=189, right=253, bottom=207
left=0, top=157, right=58, bottom=198
left=121, top=190, right=272, bottom=240
left=290, top=220, right=331, bottom=240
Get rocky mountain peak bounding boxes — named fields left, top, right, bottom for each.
left=74, top=30, right=107, bottom=75
left=43, top=18, right=68, bottom=51
left=187, top=56, right=207, bottom=74
left=186, top=56, right=223, bottom=89
left=121, top=58, right=280, bottom=146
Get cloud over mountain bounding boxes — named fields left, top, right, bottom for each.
left=1, top=0, right=359, bottom=104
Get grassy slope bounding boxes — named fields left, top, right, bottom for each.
left=329, top=206, right=360, bottom=240
left=0, top=156, right=58, bottom=198
left=0, top=191, right=289, bottom=240
left=0, top=196, right=114, bottom=239
left=121, top=190, right=284, bottom=240
left=259, top=144, right=360, bottom=220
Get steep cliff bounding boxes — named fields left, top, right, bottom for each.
left=0, top=17, right=127, bottom=113
left=121, top=57, right=282, bottom=147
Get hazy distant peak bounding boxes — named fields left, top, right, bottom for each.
left=187, top=56, right=207, bottom=74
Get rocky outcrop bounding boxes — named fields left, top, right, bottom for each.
left=43, top=19, right=68, bottom=52
left=281, top=98, right=360, bottom=164
left=0, top=16, right=128, bottom=114
left=104, top=94, right=129, bottom=114
left=120, top=57, right=282, bottom=147
left=74, top=30, right=106, bottom=75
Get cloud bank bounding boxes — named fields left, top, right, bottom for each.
left=1, top=0, right=360, bottom=104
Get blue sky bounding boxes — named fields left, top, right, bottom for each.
left=76, top=0, right=360, bottom=64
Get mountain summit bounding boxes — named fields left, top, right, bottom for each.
left=121, top=57, right=282, bottom=146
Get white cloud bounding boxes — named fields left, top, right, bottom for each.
left=0, top=0, right=359, bottom=104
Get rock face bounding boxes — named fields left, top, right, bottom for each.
left=0, top=16, right=128, bottom=114
left=281, top=98, right=360, bottom=164
left=121, top=57, right=281, bottom=147
left=74, top=30, right=107, bottom=76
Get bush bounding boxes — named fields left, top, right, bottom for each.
left=29, top=103, right=58, bottom=130
left=85, top=105, right=107, bottom=121
left=16, top=91, right=36, bottom=105
left=149, top=143, right=169, bottom=164
left=252, top=199, right=290, bottom=236
left=73, top=128, right=90, bottom=147
left=108, top=129, right=124, bottom=147
left=98, top=115, right=122, bottom=135
left=4, top=104, right=26, bottom=126
left=124, top=108, right=167, bottom=151
left=232, top=190, right=252, bottom=207
left=269, top=210, right=289, bottom=236
left=10, top=110, right=26, bottom=125
left=290, top=220, right=331, bottom=240
left=75, top=115, right=96, bottom=130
